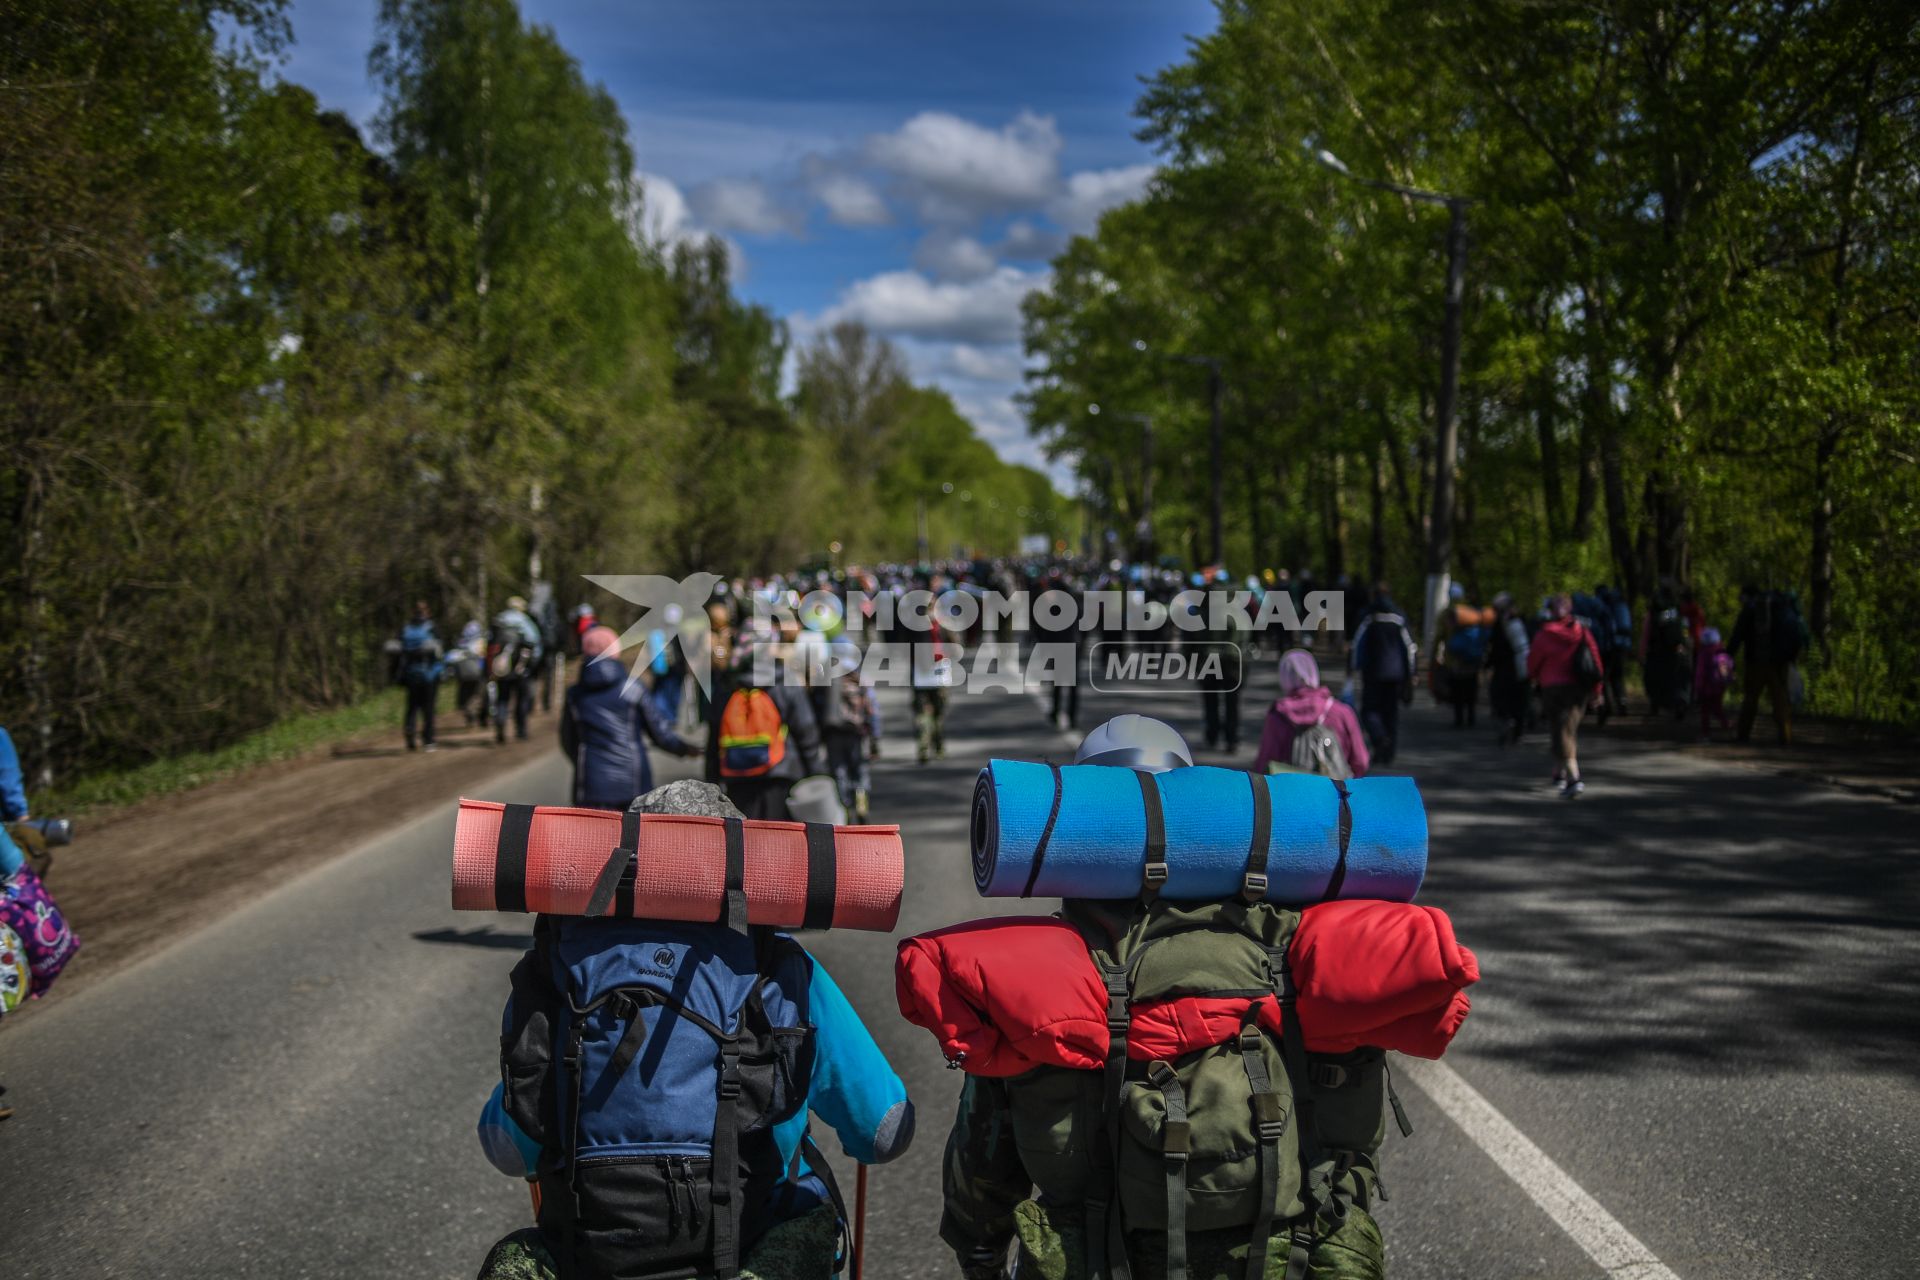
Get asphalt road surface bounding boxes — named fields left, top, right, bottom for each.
left=3, top=662, right=1915, bottom=1279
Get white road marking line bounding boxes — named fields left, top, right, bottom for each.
left=1398, top=1057, right=1682, bottom=1280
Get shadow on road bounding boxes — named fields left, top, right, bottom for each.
left=413, top=925, right=534, bottom=950
left=1410, top=711, right=1920, bottom=1080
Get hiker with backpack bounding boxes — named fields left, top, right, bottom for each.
left=1486, top=593, right=1531, bottom=746
left=1527, top=594, right=1605, bottom=798
left=560, top=626, right=701, bottom=811
left=809, top=644, right=880, bottom=821
left=1728, top=585, right=1806, bottom=745
left=1693, top=626, right=1735, bottom=740
left=1437, top=585, right=1487, bottom=729
left=491, top=596, right=545, bottom=744
left=394, top=602, right=445, bottom=752
left=472, top=779, right=915, bottom=1280
left=1639, top=586, right=1691, bottom=720
left=1252, top=648, right=1368, bottom=779
left=1596, top=586, right=1634, bottom=717
left=1198, top=569, right=1249, bottom=754
left=448, top=619, right=488, bottom=727
left=705, top=627, right=825, bottom=820
left=931, top=715, right=1400, bottom=1280
left=1346, top=584, right=1417, bottom=767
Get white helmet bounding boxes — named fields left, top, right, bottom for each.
left=1073, top=714, right=1193, bottom=773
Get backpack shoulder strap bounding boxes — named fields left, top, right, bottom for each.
left=1264, top=945, right=1322, bottom=1280
left=1147, top=1058, right=1191, bottom=1280
left=1086, top=949, right=1135, bottom=1280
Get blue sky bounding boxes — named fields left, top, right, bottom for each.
left=273, top=0, right=1218, bottom=479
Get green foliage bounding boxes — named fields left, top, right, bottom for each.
left=1023, top=0, right=1920, bottom=722
left=1, top=0, right=1067, bottom=790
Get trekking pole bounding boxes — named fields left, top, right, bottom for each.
left=852, top=1163, right=869, bottom=1280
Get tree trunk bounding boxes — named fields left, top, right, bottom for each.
left=1534, top=377, right=1565, bottom=543
left=1369, top=438, right=1388, bottom=587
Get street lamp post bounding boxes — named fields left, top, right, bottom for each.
left=1315, top=147, right=1471, bottom=664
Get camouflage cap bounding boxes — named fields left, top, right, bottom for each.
left=629, top=779, right=744, bottom=820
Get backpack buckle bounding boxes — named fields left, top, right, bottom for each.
left=1238, top=1025, right=1265, bottom=1053
left=1147, top=1060, right=1179, bottom=1089
left=1141, top=861, right=1168, bottom=892
left=1311, top=1063, right=1352, bottom=1090
left=1161, top=1120, right=1191, bottom=1159
left=1240, top=870, right=1268, bottom=901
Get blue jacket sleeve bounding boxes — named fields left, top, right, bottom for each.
left=0, top=729, right=28, bottom=821
left=636, top=688, right=693, bottom=756
left=800, top=957, right=914, bottom=1165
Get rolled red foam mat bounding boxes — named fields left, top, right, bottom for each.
left=452, top=799, right=903, bottom=931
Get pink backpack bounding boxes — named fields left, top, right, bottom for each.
left=0, top=867, right=79, bottom=1007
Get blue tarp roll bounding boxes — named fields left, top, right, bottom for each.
left=971, top=760, right=1427, bottom=903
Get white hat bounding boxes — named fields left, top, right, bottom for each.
left=1073, top=715, right=1193, bottom=773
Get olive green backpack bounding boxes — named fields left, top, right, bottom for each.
left=1002, top=895, right=1412, bottom=1280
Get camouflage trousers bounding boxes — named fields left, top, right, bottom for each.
left=1009, top=1199, right=1385, bottom=1280
left=475, top=1204, right=841, bottom=1280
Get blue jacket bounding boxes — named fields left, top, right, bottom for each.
left=560, top=657, right=695, bottom=809
left=477, top=945, right=913, bottom=1215
left=0, top=729, right=25, bottom=879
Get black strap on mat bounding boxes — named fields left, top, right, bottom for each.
left=802, top=822, right=837, bottom=931
left=718, top=816, right=749, bottom=933
left=1319, top=779, right=1354, bottom=902
left=1136, top=769, right=1168, bottom=897
left=493, top=803, right=536, bottom=912
left=1242, top=773, right=1273, bottom=902
left=584, top=809, right=641, bottom=918
left=1018, top=762, right=1066, bottom=898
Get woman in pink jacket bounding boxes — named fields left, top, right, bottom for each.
left=1527, top=594, right=1606, bottom=797
left=1253, top=648, right=1371, bottom=777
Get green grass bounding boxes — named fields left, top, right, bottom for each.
left=30, top=687, right=417, bottom=817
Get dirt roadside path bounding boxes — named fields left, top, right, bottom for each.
left=24, top=683, right=582, bottom=1007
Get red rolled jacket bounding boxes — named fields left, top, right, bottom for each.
left=895, top=900, right=1477, bottom=1076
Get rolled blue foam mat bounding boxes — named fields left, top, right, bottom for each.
left=971, top=760, right=1426, bottom=903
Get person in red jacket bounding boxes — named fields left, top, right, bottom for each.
left=1527, top=593, right=1605, bottom=798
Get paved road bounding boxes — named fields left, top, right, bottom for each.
left=3, top=666, right=1915, bottom=1278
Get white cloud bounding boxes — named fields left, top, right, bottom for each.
left=637, top=171, right=695, bottom=243
left=689, top=176, right=797, bottom=236
left=864, top=110, right=1064, bottom=219
left=944, top=343, right=1027, bottom=384
left=636, top=172, right=748, bottom=278
left=812, top=171, right=891, bottom=227
left=913, top=231, right=999, bottom=282
left=999, top=219, right=1067, bottom=261
left=822, top=265, right=1047, bottom=345
left=1049, top=163, right=1157, bottom=233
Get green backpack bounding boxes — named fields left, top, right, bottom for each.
left=999, top=896, right=1412, bottom=1280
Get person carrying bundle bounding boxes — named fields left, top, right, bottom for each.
left=470, top=780, right=914, bottom=1280
left=925, top=715, right=1451, bottom=1280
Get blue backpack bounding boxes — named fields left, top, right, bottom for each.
left=499, top=910, right=822, bottom=1279
left=1446, top=624, right=1487, bottom=665
left=397, top=621, right=441, bottom=686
